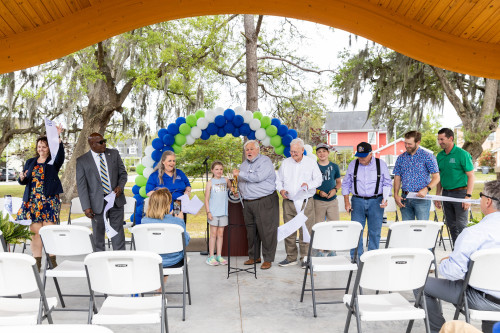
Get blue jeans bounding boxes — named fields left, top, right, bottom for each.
left=400, top=195, right=431, bottom=221
left=350, top=196, right=384, bottom=259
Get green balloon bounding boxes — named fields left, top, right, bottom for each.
left=253, top=111, right=262, bottom=120
left=260, top=116, right=271, bottom=129
left=186, top=114, right=197, bottom=127
left=274, top=144, right=285, bottom=155
left=195, top=110, right=205, bottom=119
left=136, top=164, right=145, bottom=176
left=175, top=134, right=186, bottom=146
left=271, top=135, right=282, bottom=148
left=135, top=175, right=147, bottom=187
left=179, top=123, right=191, bottom=135
left=172, top=143, right=182, bottom=154
left=139, top=186, right=148, bottom=198
left=266, top=125, right=278, bottom=137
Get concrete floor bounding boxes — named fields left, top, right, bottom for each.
left=12, top=239, right=484, bottom=333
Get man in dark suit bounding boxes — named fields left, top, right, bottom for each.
left=76, top=133, right=128, bottom=251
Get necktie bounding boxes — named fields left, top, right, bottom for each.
left=99, top=153, right=111, bottom=195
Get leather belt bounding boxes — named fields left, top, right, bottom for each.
left=353, top=194, right=382, bottom=200
left=443, top=186, right=467, bottom=191
left=402, top=191, right=409, bottom=195
left=244, top=192, right=275, bottom=202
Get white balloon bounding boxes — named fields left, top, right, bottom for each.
left=262, top=136, right=271, bottom=147
left=214, top=107, right=224, bottom=115
left=196, top=117, right=209, bottom=130
left=255, top=128, right=267, bottom=140
left=309, top=154, right=318, bottom=161
left=143, top=167, right=154, bottom=179
left=142, top=156, right=154, bottom=168
left=205, top=110, right=216, bottom=122
left=249, top=119, right=261, bottom=131
left=191, top=126, right=202, bottom=139
left=185, top=134, right=195, bottom=145
left=234, top=106, right=245, bottom=115
left=144, top=145, right=154, bottom=156
left=304, top=144, right=313, bottom=155
left=243, top=111, right=254, bottom=124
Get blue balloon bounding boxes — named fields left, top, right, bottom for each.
left=163, top=145, right=173, bottom=152
left=232, top=128, right=240, bottom=137
left=232, top=115, right=244, bottom=128
left=288, top=129, right=298, bottom=139
left=224, top=108, right=235, bottom=121
left=239, top=123, right=251, bottom=136
left=247, top=131, right=256, bottom=140
left=152, top=149, right=163, bottom=162
left=175, top=117, right=186, bottom=126
left=152, top=138, right=163, bottom=150
left=271, top=118, right=281, bottom=127
left=282, top=134, right=293, bottom=147
left=158, top=128, right=168, bottom=139
left=135, top=215, right=142, bottom=225
left=284, top=147, right=291, bottom=157
left=201, top=130, right=210, bottom=140
left=278, top=124, right=289, bottom=137
left=224, top=122, right=235, bottom=134
left=215, top=115, right=226, bottom=127
left=167, top=123, right=179, bottom=135
left=162, top=133, right=174, bottom=146
left=134, top=194, right=144, bottom=204
left=132, top=185, right=140, bottom=195
left=129, top=213, right=135, bottom=223
left=207, top=123, right=218, bottom=135
left=217, top=128, right=226, bottom=137
left=304, top=150, right=308, bottom=156
left=153, top=161, right=158, bottom=168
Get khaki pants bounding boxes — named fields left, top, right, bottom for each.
left=283, top=198, right=316, bottom=262
left=314, top=198, right=339, bottom=222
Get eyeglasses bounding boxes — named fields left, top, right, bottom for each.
left=479, top=192, right=500, bottom=202
left=97, top=139, right=107, bottom=145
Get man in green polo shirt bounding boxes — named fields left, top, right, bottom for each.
left=435, top=128, right=475, bottom=244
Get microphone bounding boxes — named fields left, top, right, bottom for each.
left=202, top=156, right=210, bottom=164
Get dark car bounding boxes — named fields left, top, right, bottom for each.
left=0, top=168, right=17, bottom=181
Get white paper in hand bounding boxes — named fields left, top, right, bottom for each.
left=45, top=118, right=59, bottom=165
left=103, top=192, right=118, bottom=238
left=179, top=195, right=204, bottom=215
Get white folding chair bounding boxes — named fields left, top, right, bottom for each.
left=130, top=223, right=191, bottom=321
left=385, top=220, right=444, bottom=278
left=3, top=324, right=114, bottom=332
left=65, top=198, right=92, bottom=228
left=0, top=252, right=57, bottom=325
left=0, top=231, right=7, bottom=252
left=453, top=248, right=500, bottom=323
left=343, top=248, right=434, bottom=333
left=300, top=221, right=363, bottom=317
left=84, top=251, right=168, bottom=333
left=39, top=225, right=96, bottom=312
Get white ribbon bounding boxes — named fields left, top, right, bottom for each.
left=277, top=186, right=311, bottom=243
left=406, top=192, right=480, bottom=204
left=44, top=118, right=59, bottom=165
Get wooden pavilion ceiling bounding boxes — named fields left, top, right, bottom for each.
left=0, top=0, right=499, bottom=78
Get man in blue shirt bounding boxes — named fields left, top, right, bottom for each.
left=342, top=142, right=392, bottom=259
left=420, top=180, right=500, bottom=333
left=393, top=131, right=440, bottom=220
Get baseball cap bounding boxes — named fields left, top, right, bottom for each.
left=316, top=143, right=330, bottom=152
left=355, top=142, right=372, bottom=157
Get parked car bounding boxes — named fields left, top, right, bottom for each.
left=0, top=168, right=17, bottom=181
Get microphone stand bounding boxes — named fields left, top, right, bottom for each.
left=200, top=158, right=209, bottom=255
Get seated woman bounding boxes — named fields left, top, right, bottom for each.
left=142, top=188, right=190, bottom=282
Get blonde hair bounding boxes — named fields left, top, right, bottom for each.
left=146, top=188, right=172, bottom=219
left=155, top=150, right=177, bottom=184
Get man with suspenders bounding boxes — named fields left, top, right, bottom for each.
left=342, top=142, right=393, bottom=260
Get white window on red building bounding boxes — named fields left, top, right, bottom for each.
left=368, top=131, right=377, bottom=145
left=329, top=132, right=338, bottom=145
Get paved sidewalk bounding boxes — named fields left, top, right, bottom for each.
left=15, top=239, right=482, bottom=332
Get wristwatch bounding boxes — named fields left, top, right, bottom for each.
left=465, top=194, right=472, bottom=198
left=427, top=186, right=432, bottom=192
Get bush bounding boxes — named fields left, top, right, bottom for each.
left=478, top=150, right=496, bottom=168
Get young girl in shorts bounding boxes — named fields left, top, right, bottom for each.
left=204, top=161, right=232, bottom=266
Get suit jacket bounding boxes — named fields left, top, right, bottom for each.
left=76, top=148, right=128, bottom=214
left=19, top=142, right=65, bottom=203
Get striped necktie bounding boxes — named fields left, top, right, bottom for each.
left=98, top=153, right=111, bottom=195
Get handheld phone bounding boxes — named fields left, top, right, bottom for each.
left=173, top=200, right=181, bottom=215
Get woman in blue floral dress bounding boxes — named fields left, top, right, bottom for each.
left=17, top=125, right=64, bottom=271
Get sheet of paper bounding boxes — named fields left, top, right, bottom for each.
left=288, top=185, right=309, bottom=202
left=277, top=211, right=308, bottom=243
left=45, top=118, right=59, bottom=165
left=406, top=192, right=480, bottom=205
left=103, top=192, right=118, bottom=238
left=181, top=195, right=204, bottom=215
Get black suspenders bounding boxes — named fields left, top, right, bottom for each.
left=353, top=158, right=381, bottom=196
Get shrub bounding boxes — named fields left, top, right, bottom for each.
left=478, top=150, right=496, bottom=168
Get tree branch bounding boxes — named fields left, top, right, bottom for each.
left=255, top=15, right=263, bottom=37
left=257, top=56, right=335, bottom=74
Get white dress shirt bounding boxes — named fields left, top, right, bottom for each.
left=276, top=155, right=323, bottom=199
left=91, top=150, right=110, bottom=180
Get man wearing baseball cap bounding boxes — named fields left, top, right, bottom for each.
left=342, top=142, right=392, bottom=259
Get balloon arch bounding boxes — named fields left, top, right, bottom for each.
left=130, top=106, right=314, bottom=224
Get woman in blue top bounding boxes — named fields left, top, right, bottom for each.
left=142, top=188, right=190, bottom=274
left=146, top=150, right=192, bottom=208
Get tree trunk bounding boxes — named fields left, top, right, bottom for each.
left=244, top=15, right=260, bottom=112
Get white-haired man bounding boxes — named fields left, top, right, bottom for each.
left=276, top=138, right=322, bottom=267
left=233, top=140, right=279, bottom=270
